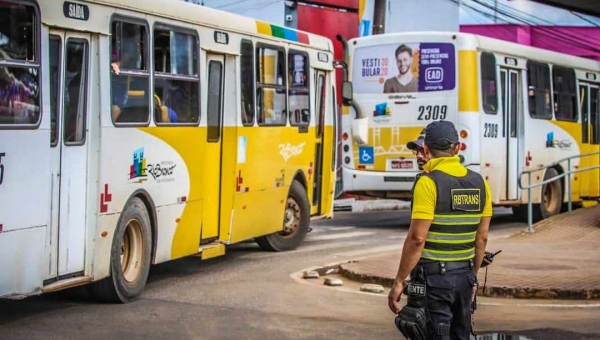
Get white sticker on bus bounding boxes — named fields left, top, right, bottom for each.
left=279, top=142, right=306, bottom=162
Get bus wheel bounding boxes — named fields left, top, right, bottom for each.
left=255, top=180, right=310, bottom=252
left=93, top=197, right=152, bottom=303
left=538, top=167, right=563, bottom=219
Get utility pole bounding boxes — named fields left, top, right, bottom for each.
left=373, top=0, right=386, bottom=35
left=494, top=0, right=498, bottom=23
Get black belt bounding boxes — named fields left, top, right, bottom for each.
left=417, top=259, right=473, bottom=276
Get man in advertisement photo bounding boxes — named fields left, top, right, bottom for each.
left=384, top=44, right=419, bottom=93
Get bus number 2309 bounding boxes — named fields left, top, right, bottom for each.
left=418, top=105, right=447, bottom=121
left=483, top=123, right=499, bottom=138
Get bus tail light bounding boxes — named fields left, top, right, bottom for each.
left=344, top=156, right=351, bottom=164
left=460, top=143, right=466, bottom=151
left=342, top=133, right=349, bottom=141
left=460, top=130, right=468, bottom=138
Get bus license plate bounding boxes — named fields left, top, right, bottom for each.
left=390, top=160, right=413, bottom=170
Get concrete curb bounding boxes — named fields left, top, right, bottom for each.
left=338, top=263, right=395, bottom=288
left=337, top=263, right=600, bottom=300
left=333, top=198, right=411, bottom=212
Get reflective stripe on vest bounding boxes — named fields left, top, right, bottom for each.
left=421, top=169, right=486, bottom=262
left=421, top=249, right=476, bottom=261
left=432, top=215, right=481, bottom=225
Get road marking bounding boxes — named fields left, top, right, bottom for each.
left=334, top=244, right=401, bottom=257
left=309, top=226, right=357, bottom=233
left=307, top=231, right=374, bottom=242
left=328, top=226, right=357, bottom=231
left=239, top=241, right=367, bottom=259
left=480, top=302, right=600, bottom=309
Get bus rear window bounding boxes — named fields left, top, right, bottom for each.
left=0, top=2, right=40, bottom=126
left=351, top=42, right=455, bottom=94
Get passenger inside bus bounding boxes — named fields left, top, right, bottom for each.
left=110, top=21, right=152, bottom=124
left=110, top=50, right=130, bottom=122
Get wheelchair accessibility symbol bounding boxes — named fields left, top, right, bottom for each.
left=359, top=146, right=374, bottom=164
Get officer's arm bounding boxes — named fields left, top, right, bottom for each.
left=393, top=219, right=432, bottom=284
left=473, top=217, right=491, bottom=274
left=474, top=180, right=493, bottom=274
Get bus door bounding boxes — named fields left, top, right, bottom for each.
left=578, top=84, right=600, bottom=198
left=202, top=54, right=226, bottom=242
left=500, top=68, right=524, bottom=200
left=48, top=31, right=96, bottom=280
left=312, top=71, right=328, bottom=214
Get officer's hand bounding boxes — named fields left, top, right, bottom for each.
left=471, top=282, right=479, bottom=303
left=481, top=251, right=493, bottom=268
left=388, top=280, right=407, bottom=314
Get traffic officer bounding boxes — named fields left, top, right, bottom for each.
left=407, top=129, right=428, bottom=172
left=407, top=129, right=428, bottom=214
left=407, top=128, right=495, bottom=262
left=388, top=120, right=493, bottom=340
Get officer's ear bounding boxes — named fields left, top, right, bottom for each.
left=454, top=143, right=461, bottom=154
left=423, top=143, right=432, bottom=158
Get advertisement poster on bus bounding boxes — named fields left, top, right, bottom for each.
left=352, top=42, right=456, bottom=94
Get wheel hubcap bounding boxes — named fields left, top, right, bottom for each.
left=543, top=181, right=559, bottom=213
left=120, top=219, right=144, bottom=283
left=280, top=197, right=301, bottom=237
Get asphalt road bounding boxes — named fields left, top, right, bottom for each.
left=0, top=208, right=598, bottom=340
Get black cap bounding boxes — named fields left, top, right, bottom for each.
left=424, top=121, right=459, bottom=150
left=407, top=129, right=425, bottom=150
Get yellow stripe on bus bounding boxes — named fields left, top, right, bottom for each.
left=458, top=50, right=479, bottom=112
left=140, top=127, right=205, bottom=259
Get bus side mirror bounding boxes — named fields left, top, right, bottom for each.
left=342, top=81, right=353, bottom=105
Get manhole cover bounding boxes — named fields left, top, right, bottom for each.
left=510, top=264, right=576, bottom=271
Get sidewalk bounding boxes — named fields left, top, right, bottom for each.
left=333, top=198, right=411, bottom=212
left=339, top=205, right=600, bottom=299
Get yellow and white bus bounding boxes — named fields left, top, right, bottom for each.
left=339, top=31, right=599, bottom=219
left=0, top=0, right=337, bottom=302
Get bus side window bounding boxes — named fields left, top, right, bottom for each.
left=288, top=52, right=310, bottom=127
left=111, top=20, right=150, bottom=125
left=0, top=3, right=40, bottom=126
left=480, top=52, right=497, bottom=115
left=64, top=40, right=88, bottom=144
left=256, top=46, right=287, bottom=126
left=240, top=40, right=254, bottom=126
left=527, top=61, right=552, bottom=119
left=592, top=88, right=600, bottom=145
left=153, top=27, right=200, bottom=125
left=552, top=66, right=577, bottom=122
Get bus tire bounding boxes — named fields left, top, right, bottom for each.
left=255, top=180, right=310, bottom=252
left=93, top=197, right=152, bottom=303
left=537, top=167, right=563, bottom=220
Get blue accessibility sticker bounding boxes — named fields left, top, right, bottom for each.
left=358, top=146, right=374, bottom=164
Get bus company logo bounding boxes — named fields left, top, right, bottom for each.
left=373, top=102, right=390, bottom=117
left=546, top=132, right=572, bottom=149
left=279, top=142, right=306, bottom=162
left=425, top=67, right=444, bottom=83
left=128, top=148, right=177, bottom=183
left=373, top=102, right=391, bottom=123
left=129, top=148, right=148, bottom=182
left=545, top=132, right=555, bottom=148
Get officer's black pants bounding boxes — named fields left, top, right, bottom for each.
left=425, top=267, right=478, bottom=340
